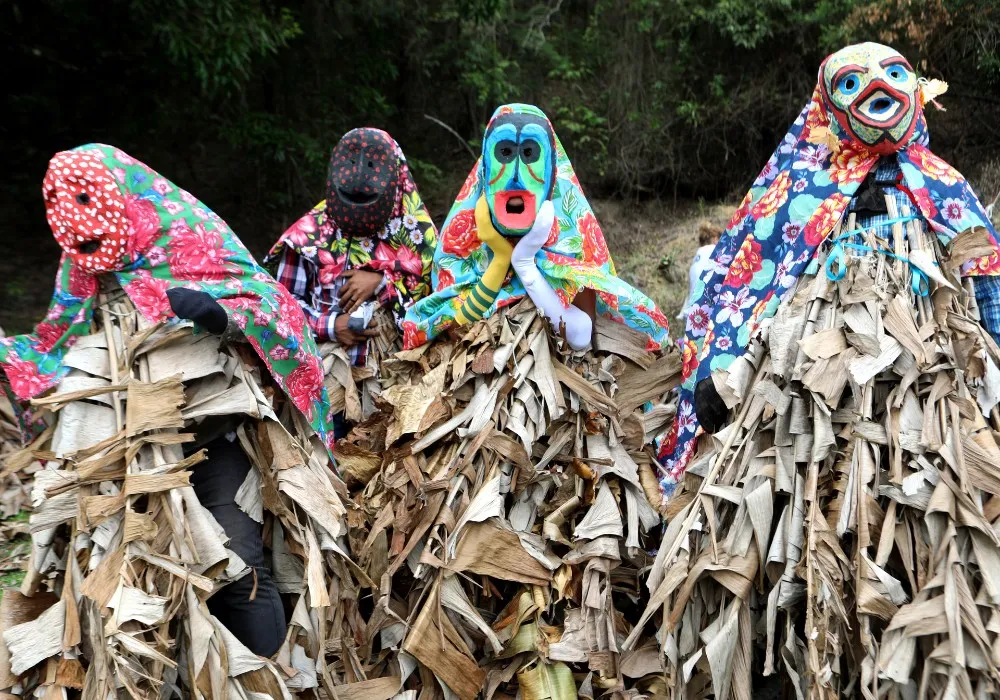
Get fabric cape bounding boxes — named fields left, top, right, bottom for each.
left=656, top=68, right=1000, bottom=497
left=402, top=103, right=670, bottom=350
left=264, top=130, right=437, bottom=326
left=0, top=144, right=336, bottom=450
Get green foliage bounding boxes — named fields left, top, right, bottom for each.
left=3, top=0, right=1000, bottom=261
left=132, top=0, right=302, bottom=96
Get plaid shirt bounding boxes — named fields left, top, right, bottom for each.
left=273, top=246, right=387, bottom=366
left=975, top=275, right=1000, bottom=346
left=852, top=157, right=1000, bottom=345
left=848, top=157, right=926, bottom=239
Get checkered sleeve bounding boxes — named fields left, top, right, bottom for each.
left=974, top=275, right=1000, bottom=347
left=274, top=247, right=339, bottom=343
left=274, top=246, right=309, bottom=299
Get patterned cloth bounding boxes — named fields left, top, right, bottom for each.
left=847, top=157, right=914, bottom=234
left=0, top=144, right=337, bottom=451
left=679, top=245, right=716, bottom=319
left=656, top=43, right=1000, bottom=497
left=271, top=243, right=385, bottom=365
left=265, top=130, right=436, bottom=343
left=402, top=103, right=671, bottom=349
left=846, top=158, right=1000, bottom=345
left=847, top=158, right=1000, bottom=343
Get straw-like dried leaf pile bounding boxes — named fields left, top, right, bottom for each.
left=336, top=298, right=683, bottom=700
left=647, top=207, right=1000, bottom=698
left=320, top=307, right=402, bottom=428
left=0, top=382, right=34, bottom=596
left=0, top=393, right=35, bottom=526
left=0, top=290, right=359, bottom=698
left=0, top=290, right=693, bottom=699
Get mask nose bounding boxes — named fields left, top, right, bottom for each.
left=361, top=151, right=383, bottom=182
left=341, top=167, right=372, bottom=195
left=508, top=160, right=525, bottom=191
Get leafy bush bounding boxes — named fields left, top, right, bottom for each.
left=2, top=0, right=998, bottom=254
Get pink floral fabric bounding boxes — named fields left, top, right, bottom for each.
left=0, top=144, right=337, bottom=452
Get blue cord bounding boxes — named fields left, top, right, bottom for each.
left=824, top=216, right=932, bottom=296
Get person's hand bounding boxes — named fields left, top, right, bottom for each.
left=475, top=196, right=513, bottom=258
left=511, top=200, right=555, bottom=273
left=334, top=314, right=378, bottom=347
left=166, top=288, right=228, bottom=334
left=694, top=378, right=729, bottom=433
left=338, top=269, right=384, bottom=314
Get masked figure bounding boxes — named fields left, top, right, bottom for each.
left=657, top=43, right=1000, bottom=497
left=403, top=103, right=670, bottom=351
left=0, top=144, right=349, bottom=655
left=1, top=145, right=336, bottom=449
left=265, top=129, right=436, bottom=366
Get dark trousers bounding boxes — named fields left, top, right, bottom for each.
left=189, top=436, right=287, bottom=657
left=332, top=411, right=350, bottom=440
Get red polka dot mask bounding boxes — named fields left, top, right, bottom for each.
left=43, top=151, right=128, bottom=272
left=325, top=128, right=401, bottom=238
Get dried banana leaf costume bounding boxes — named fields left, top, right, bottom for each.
left=657, top=43, right=1000, bottom=496
left=402, top=103, right=671, bottom=349
left=0, top=144, right=336, bottom=449
left=264, top=129, right=437, bottom=329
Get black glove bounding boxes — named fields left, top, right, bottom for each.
left=166, top=288, right=229, bottom=335
left=694, top=378, right=729, bottom=434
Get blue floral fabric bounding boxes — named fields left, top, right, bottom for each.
left=656, top=46, right=1000, bottom=498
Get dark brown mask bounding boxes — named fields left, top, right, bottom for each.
left=325, top=128, right=400, bottom=238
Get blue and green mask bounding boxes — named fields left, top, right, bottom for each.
left=480, top=105, right=557, bottom=236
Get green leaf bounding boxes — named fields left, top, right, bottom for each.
left=562, top=188, right=579, bottom=216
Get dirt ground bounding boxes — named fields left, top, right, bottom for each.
left=591, top=198, right=735, bottom=323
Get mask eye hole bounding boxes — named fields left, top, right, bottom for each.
left=494, top=140, right=518, bottom=164
left=76, top=193, right=90, bottom=205
left=520, top=140, right=541, bottom=164
left=886, top=64, right=909, bottom=83
left=836, top=72, right=862, bottom=97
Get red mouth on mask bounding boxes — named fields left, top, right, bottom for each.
left=492, top=190, right=536, bottom=232
left=849, top=80, right=911, bottom=130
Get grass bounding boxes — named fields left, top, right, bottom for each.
left=593, top=198, right=736, bottom=322
left=0, top=511, right=31, bottom=599
left=0, top=569, right=26, bottom=591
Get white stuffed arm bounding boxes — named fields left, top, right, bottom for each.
left=511, top=201, right=593, bottom=350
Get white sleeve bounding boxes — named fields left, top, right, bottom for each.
left=510, top=202, right=593, bottom=350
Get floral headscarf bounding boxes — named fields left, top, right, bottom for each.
left=0, top=144, right=336, bottom=451
left=401, top=103, right=670, bottom=349
left=656, top=43, right=1000, bottom=497
left=264, top=129, right=436, bottom=326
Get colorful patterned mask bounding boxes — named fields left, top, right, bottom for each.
left=481, top=111, right=557, bottom=236
left=325, top=128, right=400, bottom=238
left=820, top=42, right=920, bottom=156
left=44, top=150, right=130, bottom=272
